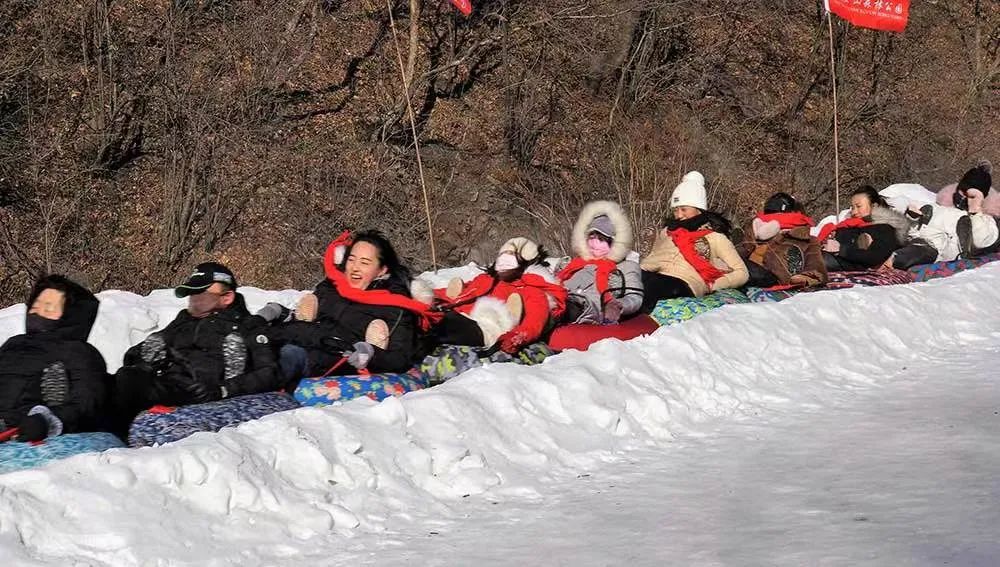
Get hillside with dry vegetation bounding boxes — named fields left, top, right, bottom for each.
left=1, top=0, right=996, bottom=304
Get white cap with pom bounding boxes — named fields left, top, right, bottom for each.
left=670, top=171, right=707, bottom=210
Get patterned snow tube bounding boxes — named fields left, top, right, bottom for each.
left=648, top=288, right=750, bottom=326
left=827, top=268, right=914, bottom=287
left=908, top=253, right=1000, bottom=282
left=548, top=315, right=660, bottom=352
left=128, top=392, right=299, bottom=448
left=293, top=368, right=429, bottom=407
left=0, top=432, right=125, bottom=474
left=420, top=343, right=554, bottom=385
left=744, top=286, right=801, bottom=303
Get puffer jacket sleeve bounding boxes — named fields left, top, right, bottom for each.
left=509, top=286, right=552, bottom=345
left=223, top=318, right=285, bottom=397
left=48, top=343, right=110, bottom=433
left=616, top=260, right=644, bottom=317
left=797, top=237, right=829, bottom=286
left=708, top=234, right=749, bottom=291
left=970, top=213, right=1000, bottom=250
left=365, top=308, right=419, bottom=374
left=836, top=224, right=899, bottom=268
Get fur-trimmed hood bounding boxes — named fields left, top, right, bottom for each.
left=868, top=204, right=911, bottom=247
left=572, top=201, right=634, bottom=262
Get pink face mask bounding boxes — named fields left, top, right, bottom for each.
left=495, top=252, right=519, bottom=271
left=587, top=236, right=612, bottom=258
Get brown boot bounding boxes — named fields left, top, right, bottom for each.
left=295, top=293, right=318, bottom=322
left=364, top=319, right=390, bottom=350
left=506, top=293, right=524, bottom=323
left=446, top=277, right=464, bottom=300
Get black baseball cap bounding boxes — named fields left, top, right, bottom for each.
left=175, top=262, right=238, bottom=298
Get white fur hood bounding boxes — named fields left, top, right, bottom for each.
left=571, top=200, right=634, bottom=262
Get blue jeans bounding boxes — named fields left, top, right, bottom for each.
left=278, top=344, right=308, bottom=385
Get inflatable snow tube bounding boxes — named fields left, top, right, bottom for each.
left=744, top=286, right=802, bottom=303
left=649, top=288, right=750, bottom=326
left=420, top=342, right=554, bottom=385
left=827, top=268, right=913, bottom=287
left=293, top=368, right=429, bottom=407
left=128, top=392, right=299, bottom=448
left=908, top=253, right=1000, bottom=282
left=548, top=315, right=660, bottom=352
left=0, top=432, right=125, bottom=474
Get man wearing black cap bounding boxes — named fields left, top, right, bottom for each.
left=111, top=262, right=282, bottom=434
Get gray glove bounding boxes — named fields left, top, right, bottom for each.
left=347, top=342, right=376, bottom=370
left=256, top=302, right=292, bottom=323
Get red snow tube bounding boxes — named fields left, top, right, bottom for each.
left=548, top=315, right=660, bottom=352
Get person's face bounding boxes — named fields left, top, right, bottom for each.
left=29, top=288, right=66, bottom=320
left=673, top=206, right=699, bottom=220
left=850, top=194, right=873, bottom=218
left=187, top=283, right=234, bottom=318
left=345, top=241, right=388, bottom=290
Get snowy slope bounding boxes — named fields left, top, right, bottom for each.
left=1, top=265, right=999, bottom=566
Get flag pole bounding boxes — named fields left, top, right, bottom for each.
left=826, top=11, right=842, bottom=216
left=386, top=0, right=438, bottom=269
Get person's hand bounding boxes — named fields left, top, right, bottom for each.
left=788, top=274, right=814, bottom=287
left=256, top=302, right=291, bottom=323
left=498, top=330, right=529, bottom=354
left=347, top=342, right=376, bottom=370
left=967, top=189, right=985, bottom=214
left=822, top=239, right=841, bottom=253
left=603, top=299, right=624, bottom=324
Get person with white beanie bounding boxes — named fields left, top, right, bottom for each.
left=639, top=171, right=748, bottom=311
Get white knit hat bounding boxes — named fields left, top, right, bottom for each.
left=670, top=171, right=707, bottom=210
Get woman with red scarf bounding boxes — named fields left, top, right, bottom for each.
left=819, top=186, right=912, bottom=271
left=738, top=192, right=827, bottom=288
left=639, top=171, right=748, bottom=312
left=257, top=230, right=436, bottom=384
left=557, top=200, right=643, bottom=324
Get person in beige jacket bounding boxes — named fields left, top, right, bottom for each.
left=639, top=171, right=749, bottom=312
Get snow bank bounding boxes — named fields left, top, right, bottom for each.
left=2, top=265, right=1000, bottom=565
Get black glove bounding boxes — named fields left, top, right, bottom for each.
left=256, top=302, right=292, bottom=324
left=18, top=414, right=49, bottom=442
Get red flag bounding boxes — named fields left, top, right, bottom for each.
left=449, top=0, right=472, bottom=17
left=826, top=0, right=910, bottom=33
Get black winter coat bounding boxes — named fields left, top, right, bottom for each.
left=266, top=277, right=421, bottom=376
left=0, top=276, right=109, bottom=434
left=122, top=293, right=282, bottom=405
left=832, top=223, right=900, bottom=268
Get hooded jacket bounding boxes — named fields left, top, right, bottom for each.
left=0, top=275, right=110, bottom=436
left=640, top=212, right=749, bottom=296
left=559, top=201, right=644, bottom=323
left=122, top=292, right=283, bottom=405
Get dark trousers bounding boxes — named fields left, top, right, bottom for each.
left=430, top=310, right=486, bottom=347
left=891, top=244, right=938, bottom=270
left=745, top=261, right=780, bottom=288
left=822, top=251, right=869, bottom=272
left=640, top=271, right=694, bottom=312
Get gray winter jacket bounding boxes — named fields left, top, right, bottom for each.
left=559, top=201, right=644, bottom=324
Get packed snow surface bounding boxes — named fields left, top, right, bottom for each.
left=1, top=264, right=999, bottom=566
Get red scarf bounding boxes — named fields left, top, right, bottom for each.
left=668, top=228, right=726, bottom=286
left=755, top=211, right=815, bottom=229
left=816, top=217, right=870, bottom=242
left=557, top=257, right=618, bottom=302
left=322, top=232, right=443, bottom=331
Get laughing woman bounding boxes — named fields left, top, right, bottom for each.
left=257, top=230, right=437, bottom=384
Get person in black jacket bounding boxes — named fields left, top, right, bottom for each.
left=113, top=262, right=283, bottom=429
left=822, top=186, right=912, bottom=271
left=258, top=231, right=423, bottom=383
left=0, top=275, right=110, bottom=442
